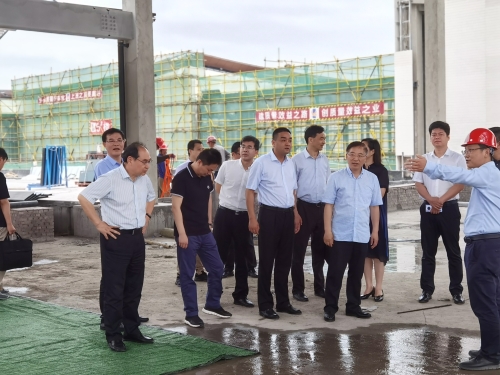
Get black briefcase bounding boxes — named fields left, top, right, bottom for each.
left=0, top=232, right=33, bottom=271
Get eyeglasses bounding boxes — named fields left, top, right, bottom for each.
left=430, top=133, right=446, bottom=138
left=240, top=145, right=255, bottom=150
left=462, top=148, right=482, bottom=156
left=105, top=139, right=124, bottom=143
left=135, top=158, right=152, bottom=165
left=346, top=153, right=367, bottom=159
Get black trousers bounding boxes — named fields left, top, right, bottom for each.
left=325, top=241, right=368, bottom=314
left=224, top=234, right=257, bottom=271
left=291, top=199, right=327, bottom=294
left=100, top=231, right=145, bottom=340
left=213, top=207, right=254, bottom=300
left=420, top=200, right=463, bottom=295
left=257, top=205, right=295, bottom=311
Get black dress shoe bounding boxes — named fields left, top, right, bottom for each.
left=234, top=298, right=254, bottom=308
left=346, top=310, right=371, bottom=319
left=459, top=355, right=500, bottom=371
left=222, top=270, right=234, bottom=278
left=248, top=268, right=258, bottom=278
left=259, top=308, right=280, bottom=320
left=292, top=292, right=309, bottom=302
left=453, top=294, right=465, bottom=305
left=418, top=291, right=432, bottom=303
left=360, top=287, right=375, bottom=300
left=123, top=330, right=154, bottom=344
left=314, top=289, right=326, bottom=298
left=108, top=339, right=126, bottom=352
left=139, top=316, right=149, bottom=323
left=324, top=311, right=335, bottom=322
left=276, top=304, right=302, bottom=315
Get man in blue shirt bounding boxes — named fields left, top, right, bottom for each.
left=79, top=142, right=156, bottom=352
left=406, top=128, right=500, bottom=371
left=246, top=127, right=301, bottom=320
left=94, top=128, right=125, bottom=179
left=291, top=125, right=330, bottom=302
left=322, top=141, right=382, bottom=323
left=489, top=127, right=500, bottom=170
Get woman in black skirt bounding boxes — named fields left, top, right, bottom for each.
left=360, top=138, right=389, bottom=302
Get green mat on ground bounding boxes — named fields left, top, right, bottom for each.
left=0, top=297, right=257, bottom=375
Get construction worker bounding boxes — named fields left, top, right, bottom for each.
left=405, top=128, right=500, bottom=371
left=489, top=127, right=500, bottom=170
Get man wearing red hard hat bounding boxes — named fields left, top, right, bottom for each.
left=406, top=128, right=500, bottom=371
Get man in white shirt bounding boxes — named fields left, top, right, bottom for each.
left=413, top=121, right=466, bottom=304
left=213, top=136, right=260, bottom=308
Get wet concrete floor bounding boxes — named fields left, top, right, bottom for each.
left=170, top=323, right=487, bottom=375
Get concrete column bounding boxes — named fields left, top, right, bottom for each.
left=122, top=0, right=157, bottom=188
left=412, top=5, right=426, bottom=155
left=424, top=0, right=446, bottom=152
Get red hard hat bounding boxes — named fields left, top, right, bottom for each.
left=156, top=137, right=164, bottom=148
left=462, top=128, right=497, bottom=149
left=159, top=143, right=168, bottom=150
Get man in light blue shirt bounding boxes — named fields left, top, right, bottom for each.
left=79, top=142, right=156, bottom=352
left=246, top=127, right=301, bottom=320
left=94, top=128, right=125, bottom=179
left=406, top=128, right=500, bottom=371
left=291, top=125, right=330, bottom=302
left=322, top=141, right=382, bottom=323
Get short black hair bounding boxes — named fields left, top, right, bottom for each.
left=272, top=127, right=291, bottom=140
left=241, top=135, right=260, bottom=151
left=304, top=125, right=325, bottom=144
left=196, top=148, right=222, bottom=166
left=231, top=142, right=241, bottom=154
left=122, top=142, right=148, bottom=163
left=0, top=148, right=8, bottom=160
left=428, top=121, right=450, bottom=136
left=187, top=139, right=202, bottom=151
left=101, top=128, right=125, bottom=143
left=489, top=127, right=500, bottom=143
left=361, top=138, right=382, bottom=165
left=346, top=141, right=368, bottom=154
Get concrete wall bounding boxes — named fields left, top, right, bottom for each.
left=11, top=207, right=54, bottom=242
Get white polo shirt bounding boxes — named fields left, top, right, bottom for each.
left=413, top=148, right=467, bottom=200
left=215, top=159, right=251, bottom=211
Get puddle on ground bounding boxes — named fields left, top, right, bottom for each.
left=304, top=242, right=422, bottom=276
left=172, top=324, right=481, bottom=375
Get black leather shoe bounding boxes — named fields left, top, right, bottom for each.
left=374, top=290, right=384, bottom=302
left=259, top=308, right=279, bottom=320
left=222, top=270, right=234, bottom=278
left=453, top=294, right=465, bottom=305
left=248, top=268, right=258, bottom=278
left=324, top=311, right=335, bottom=322
left=123, top=330, right=154, bottom=344
left=346, top=310, right=371, bottom=319
left=292, top=292, right=309, bottom=302
left=314, top=289, right=326, bottom=298
left=108, top=339, right=126, bottom=352
left=459, top=355, right=500, bottom=371
left=360, top=287, right=375, bottom=300
left=276, top=304, right=302, bottom=315
left=139, top=316, right=149, bottom=323
left=234, top=298, right=254, bottom=308
left=418, top=291, right=432, bottom=303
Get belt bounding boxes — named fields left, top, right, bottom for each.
left=424, top=199, right=458, bottom=206
left=260, top=204, right=294, bottom=212
left=119, top=228, right=143, bottom=235
left=218, top=205, right=248, bottom=215
left=298, top=199, right=324, bottom=208
left=464, top=233, right=500, bottom=244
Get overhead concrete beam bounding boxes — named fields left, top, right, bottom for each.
left=0, top=0, right=134, bottom=40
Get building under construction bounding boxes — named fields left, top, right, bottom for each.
left=0, top=51, right=398, bottom=170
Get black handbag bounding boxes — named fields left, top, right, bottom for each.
left=0, top=232, right=33, bottom=271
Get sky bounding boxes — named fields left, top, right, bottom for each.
left=0, top=0, right=395, bottom=89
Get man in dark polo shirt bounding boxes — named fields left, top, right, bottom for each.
left=171, top=148, right=232, bottom=328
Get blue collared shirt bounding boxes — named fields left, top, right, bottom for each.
left=94, top=155, right=122, bottom=179
left=292, top=149, right=330, bottom=204
left=423, top=160, right=500, bottom=236
left=80, top=165, right=156, bottom=229
left=157, top=153, right=166, bottom=179
left=322, top=168, right=383, bottom=243
left=246, top=150, right=297, bottom=208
